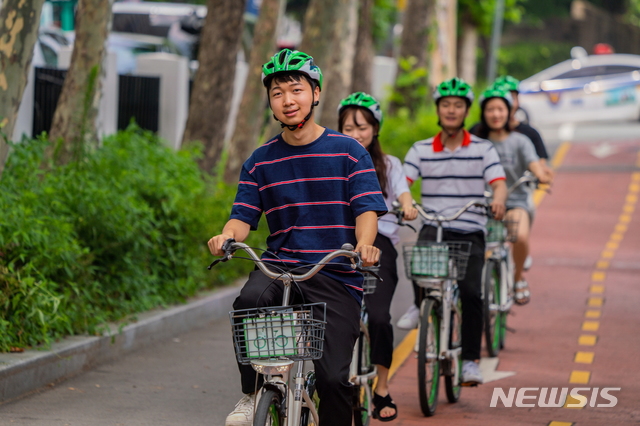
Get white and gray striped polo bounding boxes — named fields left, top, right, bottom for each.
left=404, top=130, right=506, bottom=233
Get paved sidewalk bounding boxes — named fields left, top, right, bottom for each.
left=376, top=141, right=640, bottom=425
left=0, top=284, right=241, bottom=403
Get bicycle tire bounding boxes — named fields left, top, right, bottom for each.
left=444, top=292, right=462, bottom=403
left=352, top=382, right=372, bottom=426
left=253, top=389, right=284, bottom=426
left=353, top=318, right=373, bottom=426
left=300, top=371, right=317, bottom=426
left=499, top=258, right=510, bottom=350
left=483, top=260, right=501, bottom=357
left=418, top=298, right=440, bottom=417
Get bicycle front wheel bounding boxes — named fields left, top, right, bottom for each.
left=353, top=320, right=373, bottom=426
left=253, top=389, right=284, bottom=426
left=444, top=293, right=462, bottom=403
left=483, top=260, right=502, bottom=357
left=418, top=298, right=440, bottom=417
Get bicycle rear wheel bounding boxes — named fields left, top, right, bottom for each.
left=418, top=298, right=440, bottom=417
left=483, top=260, right=501, bottom=357
left=299, top=370, right=317, bottom=426
left=254, top=389, right=284, bottom=426
left=444, top=292, right=462, bottom=403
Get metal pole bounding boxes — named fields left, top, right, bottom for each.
left=487, top=0, right=505, bottom=83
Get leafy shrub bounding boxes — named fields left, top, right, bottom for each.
left=0, top=125, right=266, bottom=351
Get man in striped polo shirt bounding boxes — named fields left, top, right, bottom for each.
left=400, top=77, right=507, bottom=386
left=208, top=49, right=387, bottom=426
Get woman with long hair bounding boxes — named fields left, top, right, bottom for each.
left=471, top=85, right=553, bottom=304
left=337, top=92, right=417, bottom=422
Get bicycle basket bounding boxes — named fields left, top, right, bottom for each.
left=486, top=219, right=519, bottom=243
left=229, top=302, right=326, bottom=365
left=362, top=267, right=379, bottom=295
left=402, top=241, right=472, bottom=281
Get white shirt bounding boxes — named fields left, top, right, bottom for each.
left=378, top=155, right=411, bottom=245
left=403, top=130, right=506, bottom=233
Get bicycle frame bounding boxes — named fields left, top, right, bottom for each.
left=412, top=201, right=484, bottom=373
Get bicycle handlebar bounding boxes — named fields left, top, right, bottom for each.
left=208, top=239, right=379, bottom=282
left=412, top=199, right=489, bottom=223
left=507, top=174, right=540, bottom=196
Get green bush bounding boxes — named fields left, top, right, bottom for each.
left=0, top=125, right=266, bottom=352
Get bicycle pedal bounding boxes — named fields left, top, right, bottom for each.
left=506, top=326, right=516, bottom=333
left=460, top=382, right=479, bottom=387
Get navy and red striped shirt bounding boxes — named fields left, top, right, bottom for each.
left=230, top=128, right=388, bottom=302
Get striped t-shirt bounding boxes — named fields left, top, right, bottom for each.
left=230, top=128, right=388, bottom=302
left=403, top=130, right=506, bottom=233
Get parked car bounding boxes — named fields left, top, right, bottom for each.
left=112, top=1, right=206, bottom=60
left=35, top=27, right=72, bottom=67
left=518, top=53, right=640, bottom=125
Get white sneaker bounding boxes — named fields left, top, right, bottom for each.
left=461, top=360, right=484, bottom=385
left=226, top=394, right=255, bottom=426
left=524, top=255, right=533, bottom=271
left=396, top=304, right=420, bottom=330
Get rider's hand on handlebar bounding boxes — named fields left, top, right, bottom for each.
left=402, top=203, right=418, bottom=221
left=538, top=169, right=554, bottom=185
left=208, top=234, right=234, bottom=256
left=490, top=200, right=506, bottom=221
left=355, top=244, right=380, bottom=267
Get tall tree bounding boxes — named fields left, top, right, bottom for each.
left=297, top=0, right=342, bottom=122
left=182, top=0, right=246, bottom=174
left=48, top=0, right=112, bottom=165
left=318, top=0, right=358, bottom=129
left=223, top=0, right=283, bottom=184
left=0, top=0, right=45, bottom=176
left=351, top=0, right=375, bottom=94
left=457, top=0, right=524, bottom=85
left=388, top=0, right=431, bottom=117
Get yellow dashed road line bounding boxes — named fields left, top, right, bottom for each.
left=553, top=153, right=640, bottom=421
left=578, top=335, right=597, bottom=346
left=574, top=351, right=594, bottom=364
left=569, top=370, right=591, bottom=384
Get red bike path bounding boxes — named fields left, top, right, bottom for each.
left=376, top=140, right=640, bottom=426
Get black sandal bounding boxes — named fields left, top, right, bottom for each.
left=372, top=392, right=398, bottom=422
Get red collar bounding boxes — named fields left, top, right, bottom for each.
left=433, top=129, right=471, bottom=152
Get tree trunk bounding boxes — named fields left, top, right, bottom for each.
left=429, top=0, right=457, bottom=85
left=318, top=0, right=358, bottom=130
left=0, top=0, right=45, bottom=176
left=223, top=0, right=283, bottom=184
left=47, top=0, right=111, bottom=165
left=350, top=0, right=374, bottom=95
left=457, top=18, right=478, bottom=85
left=298, top=0, right=342, bottom=123
left=388, top=0, right=432, bottom=117
left=183, top=0, right=246, bottom=175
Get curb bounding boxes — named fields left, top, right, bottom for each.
left=0, top=283, right=241, bottom=403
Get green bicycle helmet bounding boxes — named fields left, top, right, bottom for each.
left=337, top=92, right=383, bottom=125
left=261, top=48, right=323, bottom=90
left=493, top=75, right=520, bottom=93
left=433, top=77, right=474, bottom=105
left=479, top=85, right=513, bottom=108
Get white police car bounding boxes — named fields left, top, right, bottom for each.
left=518, top=53, right=640, bottom=125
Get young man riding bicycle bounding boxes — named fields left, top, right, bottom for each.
left=208, top=49, right=387, bottom=426
left=399, top=77, right=508, bottom=385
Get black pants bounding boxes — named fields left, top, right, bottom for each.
left=234, top=268, right=360, bottom=426
left=412, top=225, right=485, bottom=361
left=364, top=233, right=398, bottom=369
